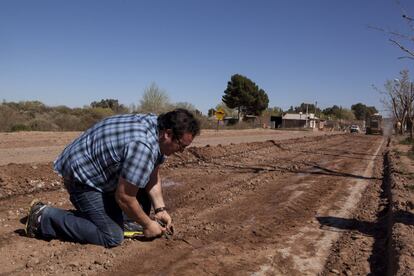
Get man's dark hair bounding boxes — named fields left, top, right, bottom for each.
left=158, top=108, right=201, bottom=139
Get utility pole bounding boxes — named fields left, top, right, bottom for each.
left=410, top=82, right=413, bottom=140
left=306, top=103, right=309, bottom=128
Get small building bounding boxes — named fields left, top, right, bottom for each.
left=282, top=113, right=318, bottom=129
left=270, top=116, right=282, bottom=128
left=223, top=116, right=238, bottom=126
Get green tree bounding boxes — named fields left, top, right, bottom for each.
left=138, top=82, right=171, bottom=114
left=222, top=74, right=269, bottom=119
left=351, top=103, right=378, bottom=120
left=322, top=105, right=342, bottom=120
left=245, top=89, right=269, bottom=116
left=339, top=108, right=356, bottom=121
left=323, top=106, right=355, bottom=121
left=90, top=99, right=128, bottom=113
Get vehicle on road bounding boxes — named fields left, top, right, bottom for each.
left=350, top=125, right=360, bottom=133
left=366, top=114, right=383, bottom=135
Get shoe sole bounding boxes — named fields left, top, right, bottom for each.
left=124, top=231, right=144, bottom=238
left=25, top=199, right=41, bottom=236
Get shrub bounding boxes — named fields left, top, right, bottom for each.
left=225, top=121, right=259, bottom=130
left=29, top=119, right=59, bottom=131
left=0, top=105, right=28, bottom=131
left=197, top=116, right=217, bottom=129
left=10, top=124, right=31, bottom=132
left=400, top=137, right=414, bottom=145
left=53, top=114, right=83, bottom=131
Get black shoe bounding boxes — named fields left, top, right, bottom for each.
left=25, top=199, right=47, bottom=238
left=124, top=221, right=144, bottom=238
left=124, top=220, right=144, bottom=232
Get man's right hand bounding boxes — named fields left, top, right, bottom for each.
left=143, top=220, right=166, bottom=238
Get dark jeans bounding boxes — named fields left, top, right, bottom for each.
left=39, top=181, right=151, bottom=248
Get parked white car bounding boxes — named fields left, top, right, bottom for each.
left=350, top=125, right=360, bottom=133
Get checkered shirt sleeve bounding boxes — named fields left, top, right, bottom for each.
left=120, top=141, right=156, bottom=188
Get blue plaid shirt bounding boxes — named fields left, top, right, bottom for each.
left=54, top=114, right=165, bottom=192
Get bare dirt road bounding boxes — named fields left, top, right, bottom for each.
left=0, top=129, right=332, bottom=165
left=0, top=130, right=411, bottom=275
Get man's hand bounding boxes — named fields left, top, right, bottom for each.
left=143, top=220, right=165, bottom=238
left=155, top=210, right=174, bottom=235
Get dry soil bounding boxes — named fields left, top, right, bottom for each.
left=0, top=130, right=412, bottom=275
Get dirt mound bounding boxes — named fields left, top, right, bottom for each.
left=387, top=146, right=414, bottom=275
left=0, top=162, right=61, bottom=199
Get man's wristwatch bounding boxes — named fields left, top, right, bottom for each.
left=154, top=207, right=167, bottom=214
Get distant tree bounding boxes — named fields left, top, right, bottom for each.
left=90, top=99, right=128, bottom=113
left=262, top=106, right=283, bottom=117
left=0, top=104, right=23, bottom=131
left=3, top=100, right=50, bottom=118
left=351, top=103, right=378, bottom=120
left=340, top=108, right=356, bottom=121
left=53, top=113, right=82, bottom=131
left=21, top=101, right=49, bottom=113
left=287, top=103, right=321, bottom=114
left=351, top=102, right=366, bottom=120
left=222, top=74, right=269, bottom=119
left=172, top=102, right=202, bottom=116
left=128, top=103, right=137, bottom=113
left=322, top=105, right=340, bottom=119
left=245, top=88, right=269, bottom=116
left=173, top=102, right=197, bottom=111
left=193, top=109, right=203, bottom=117
left=379, top=69, right=414, bottom=137
left=138, top=82, right=171, bottom=114
left=397, top=71, right=414, bottom=139
left=29, top=118, right=58, bottom=131
left=207, top=108, right=215, bottom=117
left=367, top=106, right=378, bottom=116
left=322, top=105, right=354, bottom=120
left=54, top=105, right=72, bottom=114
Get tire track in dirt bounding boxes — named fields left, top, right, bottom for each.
left=268, top=138, right=384, bottom=275
left=100, top=135, right=384, bottom=275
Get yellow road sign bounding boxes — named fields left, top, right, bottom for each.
left=215, top=109, right=225, bottom=121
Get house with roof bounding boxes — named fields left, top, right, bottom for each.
left=281, top=113, right=318, bottom=129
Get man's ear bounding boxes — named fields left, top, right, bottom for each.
left=159, top=130, right=168, bottom=142
left=163, top=129, right=174, bottom=141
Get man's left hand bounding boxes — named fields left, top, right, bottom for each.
left=155, top=210, right=174, bottom=235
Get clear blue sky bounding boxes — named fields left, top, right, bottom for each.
left=1, top=0, right=414, bottom=115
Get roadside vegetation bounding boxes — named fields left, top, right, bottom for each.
left=398, top=136, right=414, bottom=161
left=1, top=76, right=377, bottom=132
left=0, top=82, right=206, bottom=132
